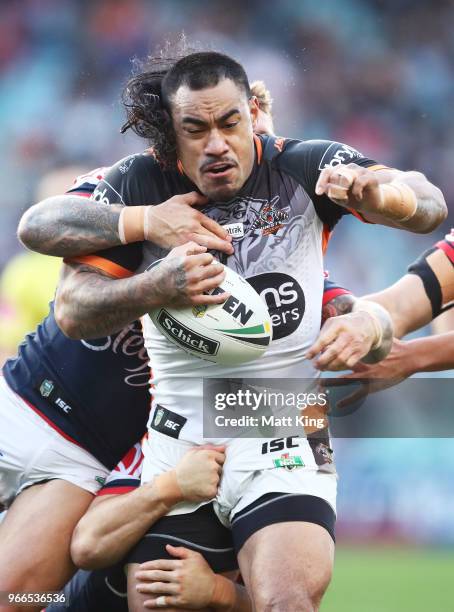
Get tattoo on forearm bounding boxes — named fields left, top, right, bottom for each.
left=56, top=258, right=191, bottom=339
left=19, top=196, right=124, bottom=257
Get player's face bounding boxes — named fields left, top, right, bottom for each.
left=170, top=79, right=259, bottom=201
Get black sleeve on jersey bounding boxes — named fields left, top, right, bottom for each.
left=83, top=154, right=168, bottom=274
left=275, top=139, right=379, bottom=230
left=407, top=246, right=446, bottom=319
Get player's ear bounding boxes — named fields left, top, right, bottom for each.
left=249, top=96, right=260, bottom=128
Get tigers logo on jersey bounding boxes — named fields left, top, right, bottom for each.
left=251, top=196, right=289, bottom=236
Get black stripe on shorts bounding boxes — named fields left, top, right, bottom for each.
left=231, top=493, right=336, bottom=553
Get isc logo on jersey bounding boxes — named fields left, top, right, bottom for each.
left=149, top=265, right=272, bottom=365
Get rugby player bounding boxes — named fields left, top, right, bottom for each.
left=46, top=51, right=445, bottom=612
left=3, top=82, right=390, bottom=610
left=0, top=223, right=231, bottom=609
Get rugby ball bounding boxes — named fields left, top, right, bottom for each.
left=149, top=265, right=272, bottom=365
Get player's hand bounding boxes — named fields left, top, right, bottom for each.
left=149, top=243, right=229, bottom=307
left=135, top=545, right=218, bottom=609
left=315, top=163, right=382, bottom=212
left=176, top=445, right=226, bottom=502
left=306, top=311, right=379, bottom=371
left=147, top=192, right=234, bottom=254
left=323, top=339, right=413, bottom=410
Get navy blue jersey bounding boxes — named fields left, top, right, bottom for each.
left=3, top=173, right=151, bottom=470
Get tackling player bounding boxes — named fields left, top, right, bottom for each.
left=47, top=51, right=445, bottom=612
left=339, top=230, right=454, bottom=388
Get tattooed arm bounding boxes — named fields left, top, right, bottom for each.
left=18, top=193, right=232, bottom=258
left=307, top=293, right=394, bottom=371
left=18, top=195, right=124, bottom=256
left=55, top=244, right=227, bottom=339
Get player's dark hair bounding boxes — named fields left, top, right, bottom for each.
left=121, top=49, right=250, bottom=168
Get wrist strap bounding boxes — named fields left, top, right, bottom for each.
left=379, top=182, right=417, bottom=222
left=118, top=206, right=147, bottom=244
left=352, top=301, right=384, bottom=350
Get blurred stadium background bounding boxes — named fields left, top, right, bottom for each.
left=0, top=1, right=453, bottom=610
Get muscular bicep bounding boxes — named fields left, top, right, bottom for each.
left=365, top=274, right=432, bottom=338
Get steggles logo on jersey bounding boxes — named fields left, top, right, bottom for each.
left=273, top=452, right=305, bottom=471
left=251, top=195, right=289, bottom=236
left=39, top=379, right=54, bottom=398
left=158, top=310, right=220, bottom=356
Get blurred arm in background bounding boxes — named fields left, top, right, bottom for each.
left=343, top=231, right=454, bottom=383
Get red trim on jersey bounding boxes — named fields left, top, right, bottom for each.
left=66, top=190, right=93, bottom=198
left=322, top=287, right=351, bottom=306
left=16, top=393, right=84, bottom=448
left=435, top=240, right=454, bottom=264
left=97, top=485, right=138, bottom=496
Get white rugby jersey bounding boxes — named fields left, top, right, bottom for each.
left=71, top=135, right=379, bottom=442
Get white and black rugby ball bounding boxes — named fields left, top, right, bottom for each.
left=149, top=265, right=272, bottom=365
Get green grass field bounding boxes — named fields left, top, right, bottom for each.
left=322, top=545, right=454, bottom=612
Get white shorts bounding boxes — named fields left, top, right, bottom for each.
left=0, top=377, right=109, bottom=508
left=141, top=431, right=337, bottom=527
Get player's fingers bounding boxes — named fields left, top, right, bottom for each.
left=306, top=324, right=341, bottom=359
left=197, top=444, right=226, bottom=452
left=315, top=168, right=334, bottom=195
left=188, top=232, right=234, bottom=254
left=166, top=544, right=193, bottom=559
left=139, top=559, right=182, bottom=572
left=135, top=569, right=176, bottom=582
left=326, top=183, right=349, bottom=202
left=136, top=581, right=180, bottom=595
left=184, top=253, right=215, bottom=269
left=350, top=173, right=370, bottom=201
left=144, top=596, right=180, bottom=609
left=190, top=272, right=226, bottom=295
left=210, top=450, right=226, bottom=465
left=324, top=346, right=360, bottom=371
left=314, top=337, right=349, bottom=370
left=188, top=263, right=224, bottom=284
left=181, top=191, right=209, bottom=206
left=199, top=215, right=233, bottom=242
left=190, top=291, right=230, bottom=306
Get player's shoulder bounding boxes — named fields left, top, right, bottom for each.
left=271, top=136, right=365, bottom=168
